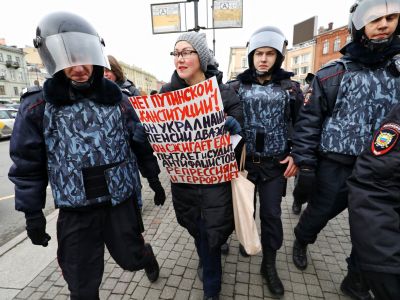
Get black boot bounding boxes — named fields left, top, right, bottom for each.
left=144, top=244, right=159, bottom=282
left=340, top=270, right=372, bottom=300
left=292, top=199, right=302, bottom=215
left=292, top=239, right=308, bottom=270
left=203, top=295, right=219, bottom=300
left=261, top=250, right=284, bottom=296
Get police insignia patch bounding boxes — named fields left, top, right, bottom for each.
left=371, top=123, right=400, bottom=156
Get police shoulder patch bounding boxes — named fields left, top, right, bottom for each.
left=371, top=122, right=400, bottom=156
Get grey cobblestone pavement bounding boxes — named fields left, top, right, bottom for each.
left=8, top=168, right=354, bottom=300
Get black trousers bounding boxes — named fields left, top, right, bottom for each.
left=294, top=158, right=357, bottom=270
left=363, top=271, right=400, bottom=300
left=57, top=199, right=150, bottom=300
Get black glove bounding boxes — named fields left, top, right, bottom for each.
left=25, top=211, right=51, bottom=247
left=293, top=167, right=316, bottom=204
left=148, top=178, right=166, bottom=206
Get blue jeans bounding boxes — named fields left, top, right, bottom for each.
left=195, top=218, right=221, bottom=298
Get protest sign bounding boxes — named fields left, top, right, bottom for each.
left=129, top=76, right=239, bottom=184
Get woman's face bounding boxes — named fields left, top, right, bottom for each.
left=104, top=68, right=117, bottom=82
left=173, top=41, right=203, bottom=84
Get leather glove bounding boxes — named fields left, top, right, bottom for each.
left=292, top=167, right=316, bottom=204
left=224, top=116, right=241, bottom=135
left=388, top=54, right=400, bottom=77
left=148, top=178, right=166, bottom=206
left=25, top=211, right=51, bottom=247
left=132, top=123, right=146, bottom=143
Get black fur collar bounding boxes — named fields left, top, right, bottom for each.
left=237, top=68, right=293, bottom=84
left=43, top=77, right=122, bottom=105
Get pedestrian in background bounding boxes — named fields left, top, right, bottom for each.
left=228, top=26, right=300, bottom=297
left=291, top=1, right=400, bottom=299
left=348, top=103, right=400, bottom=300
left=160, top=31, right=243, bottom=300
left=9, top=12, right=161, bottom=299
left=105, top=54, right=141, bottom=96
left=105, top=54, right=166, bottom=210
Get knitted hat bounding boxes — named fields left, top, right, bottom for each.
left=175, top=32, right=211, bottom=72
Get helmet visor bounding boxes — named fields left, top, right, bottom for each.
left=39, top=32, right=110, bottom=75
left=352, top=0, right=400, bottom=30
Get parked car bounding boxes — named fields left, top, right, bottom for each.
left=0, top=108, right=17, bottom=139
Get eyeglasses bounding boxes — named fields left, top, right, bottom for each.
left=170, top=50, right=197, bottom=59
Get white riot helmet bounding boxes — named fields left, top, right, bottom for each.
left=348, top=0, right=400, bottom=50
left=247, top=26, right=288, bottom=72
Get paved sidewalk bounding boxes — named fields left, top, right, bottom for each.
left=0, top=168, right=354, bottom=300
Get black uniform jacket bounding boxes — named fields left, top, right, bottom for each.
left=160, top=65, right=243, bottom=251
left=348, top=103, right=400, bottom=274
left=9, top=78, right=160, bottom=213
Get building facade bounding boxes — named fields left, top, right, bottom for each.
left=314, top=25, right=350, bottom=71
left=227, top=46, right=247, bottom=81
left=284, top=41, right=315, bottom=85
left=119, top=61, right=158, bottom=95
left=0, top=42, right=29, bottom=102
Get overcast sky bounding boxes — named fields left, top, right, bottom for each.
left=1, top=0, right=354, bottom=82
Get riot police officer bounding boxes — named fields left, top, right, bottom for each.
left=291, top=1, right=400, bottom=299
left=9, top=12, right=162, bottom=299
left=348, top=103, right=400, bottom=300
left=229, top=26, right=300, bottom=297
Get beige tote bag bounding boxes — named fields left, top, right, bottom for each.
left=231, top=146, right=262, bottom=255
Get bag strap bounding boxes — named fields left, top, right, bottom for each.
left=240, top=144, right=247, bottom=171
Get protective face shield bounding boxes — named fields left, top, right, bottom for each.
left=247, top=26, right=288, bottom=73
left=349, top=0, right=400, bottom=47
left=33, top=12, right=110, bottom=76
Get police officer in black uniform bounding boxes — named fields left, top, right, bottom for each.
left=9, top=12, right=162, bottom=299
left=229, top=26, right=301, bottom=297
left=291, top=1, right=400, bottom=299
left=348, top=103, right=400, bottom=300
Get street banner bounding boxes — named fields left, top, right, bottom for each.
left=213, top=0, right=243, bottom=28
left=151, top=3, right=181, bottom=34
left=129, top=76, right=239, bottom=184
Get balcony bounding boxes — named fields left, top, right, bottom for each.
left=0, top=75, right=5, bottom=80
left=5, top=60, right=20, bottom=69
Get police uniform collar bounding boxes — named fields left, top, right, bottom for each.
left=43, top=76, right=122, bottom=105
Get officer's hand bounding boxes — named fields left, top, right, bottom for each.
left=293, top=167, right=316, bottom=203
left=133, top=123, right=147, bottom=143
left=25, top=211, right=51, bottom=247
left=224, top=116, right=241, bottom=135
left=148, top=178, right=166, bottom=206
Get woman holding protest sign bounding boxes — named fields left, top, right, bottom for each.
left=159, top=31, right=243, bottom=300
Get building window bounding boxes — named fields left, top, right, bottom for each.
left=293, top=68, right=299, bottom=75
left=0, top=54, right=3, bottom=62
left=241, top=57, right=247, bottom=68
left=14, top=86, right=19, bottom=96
left=16, top=57, right=20, bottom=63
left=333, top=37, right=341, bottom=52
left=0, top=85, right=5, bottom=95
left=7, top=55, right=12, bottom=61
left=10, top=71, right=15, bottom=80
left=301, top=53, right=310, bottom=63
left=301, top=66, right=309, bottom=74
left=322, top=40, right=329, bottom=54
left=292, top=56, right=299, bottom=65
left=18, top=72, right=23, bottom=81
